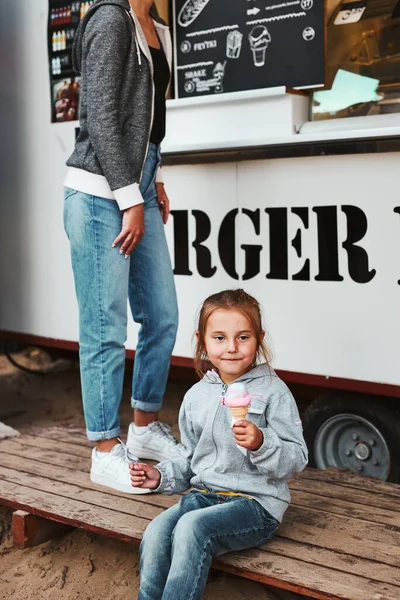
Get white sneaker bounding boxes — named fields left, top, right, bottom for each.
left=127, top=421, right=185, bottom=462
left=90, top=442, right=151, bottom=494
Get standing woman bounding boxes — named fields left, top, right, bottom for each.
left=63, top=0, right=182, bottom=494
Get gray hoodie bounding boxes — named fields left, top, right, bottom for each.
left=156, top=364, right=308, bottom=522
left=64, top=0, right=172, bottom=210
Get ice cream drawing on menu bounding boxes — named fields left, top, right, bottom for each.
left=221, top=382, right=252, bottom=455
left=226, top=30, right=243, bottom=59
left=248, top=25, right=271, bottom=67
left=213, top=61, right=226, bottom=93
left=178, top=0, right=212, bottom=28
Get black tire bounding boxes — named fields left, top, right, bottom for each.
left=303, top=392, right=400, bottom=483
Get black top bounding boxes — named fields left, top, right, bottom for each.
left=149, top=44, right=170, bottom=145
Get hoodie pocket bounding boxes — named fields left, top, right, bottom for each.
left=247, top=398, right=267, bottom=427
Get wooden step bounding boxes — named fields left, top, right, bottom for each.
left=0, top=427, right=399, bottom=600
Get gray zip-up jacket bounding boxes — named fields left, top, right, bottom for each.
left=64, top=0, right=172, bottom=210
left=156, top=364, right=308, bottom=522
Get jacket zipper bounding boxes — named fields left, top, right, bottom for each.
left=198, top=382, right=228, bottom=490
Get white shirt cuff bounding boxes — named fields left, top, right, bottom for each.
left=113, top=183, right=144, bottom=210
left=156, top=167, right=164, bottom=184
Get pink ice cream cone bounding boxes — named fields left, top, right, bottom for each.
left=221, top=382, right=251, bottom=422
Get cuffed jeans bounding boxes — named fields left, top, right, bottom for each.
left=63, top=144, right=178, bottom=441
left=138, top=490, right=280, bottom=600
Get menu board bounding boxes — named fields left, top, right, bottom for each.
left=48, top=1, right=93, bottom=122
left=173, top=0, right=325, bottom=98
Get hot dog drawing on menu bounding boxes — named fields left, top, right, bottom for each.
left=178, top=0, right=212, bottom=27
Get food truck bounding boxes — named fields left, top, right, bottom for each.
left=0, top=0, right=399, bottom=481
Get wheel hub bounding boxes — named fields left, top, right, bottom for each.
left=314, top=414, right=390, bottom=480
left=354, top=442, right=370, bottom=461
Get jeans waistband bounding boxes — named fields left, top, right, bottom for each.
left=148, top=142, right=160, bottom=155
left=195, top=489, right=254, bottom=500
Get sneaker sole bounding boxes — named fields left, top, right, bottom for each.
left=90, top=473, right=152, bottom=495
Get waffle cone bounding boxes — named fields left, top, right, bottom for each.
left=228, top=406, right=249, bottom=420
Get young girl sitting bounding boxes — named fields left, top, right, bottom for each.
left=130, top=288, right=308, bottom=600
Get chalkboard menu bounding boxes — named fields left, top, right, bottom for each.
left=173, top=0, right=325, bottom=98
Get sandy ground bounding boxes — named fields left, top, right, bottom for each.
left=0, top=349, right=305, bottom=600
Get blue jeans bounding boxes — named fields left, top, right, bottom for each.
left=138, top=490, right=279, bottom=600
left=63, top=144, right=178, bottom=440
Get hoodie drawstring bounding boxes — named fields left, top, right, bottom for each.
left=135, top=36, right=142, bottom=66
left=126, top=9, right=142, bottom=66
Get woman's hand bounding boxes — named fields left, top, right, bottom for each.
left=232, top=420, right=264, bottom=451
left=112, top=204, right=145, bottom=258
left=156, top=182, right=170, bottom=224
left=129, top=462, right=161, bottom=489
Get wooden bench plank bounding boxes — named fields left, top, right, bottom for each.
left=12, top=510, right=73, bottom=548
left=34, top=426, right=400, bottom=496
left=18, top=430, right=400, bottom=502
left=12, top=436, right=400, bottom=524
left=3, top=462, right=399, bottom=584
left=2, top=430, right=400, bottom=600
left=15, top=434, right=90, bottom=458
left=262, top=539, right=400, bottom=588
left=0, top=465, right=166, bottom=521
left=0, top=450, right=399, bottom=570
left=36, top=426, right=90, bottom=441
left=0, top=439, right=90, bottom=471
left=2, top=442, right=398, bottom=530
left=213, top=551, right=400, bottom=600
left=33, top=429, right=93, bottom=448
left=0, top=478, right=150, bottom=541
left=0, top=450, right=177, bottom=509
left=2, top=454, right=399, bottom=586
left=32, top=427, right=400, bottom=498
left=1, top=443, right=399, bottom=566
left=290, top=478, right=400, bottom=513
left=6, top=437, right=400, bottom=528
left=298, top=469, right=400, bottom=499
left=279, top=505, right=399, bottom=567
left=1, top=479, right=399, bottom=600
left=290, top=489, right=400, bottom=528
left=2, top=463, right=399, bottom=589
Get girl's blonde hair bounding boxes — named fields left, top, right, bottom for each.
left=194, top=289, right=273, bottom=377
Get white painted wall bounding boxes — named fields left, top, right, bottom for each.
left=163, top=154, right=400, bottom=385
left=1, top=0, right=399, bottom=387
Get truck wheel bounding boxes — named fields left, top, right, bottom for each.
left=303, top=393, right=400, bottom=482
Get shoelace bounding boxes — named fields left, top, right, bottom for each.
left=114, top=439, right=139, bottom=463
left=148, top=422, right=182, bottom=447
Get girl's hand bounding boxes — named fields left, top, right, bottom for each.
left=156, top=182, right=170, bottom=224
left=232, top=420, right=263, bottom=451
left=112, top=204, right=145, bottom=257
left=129, top=462, right=161, bottom=489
